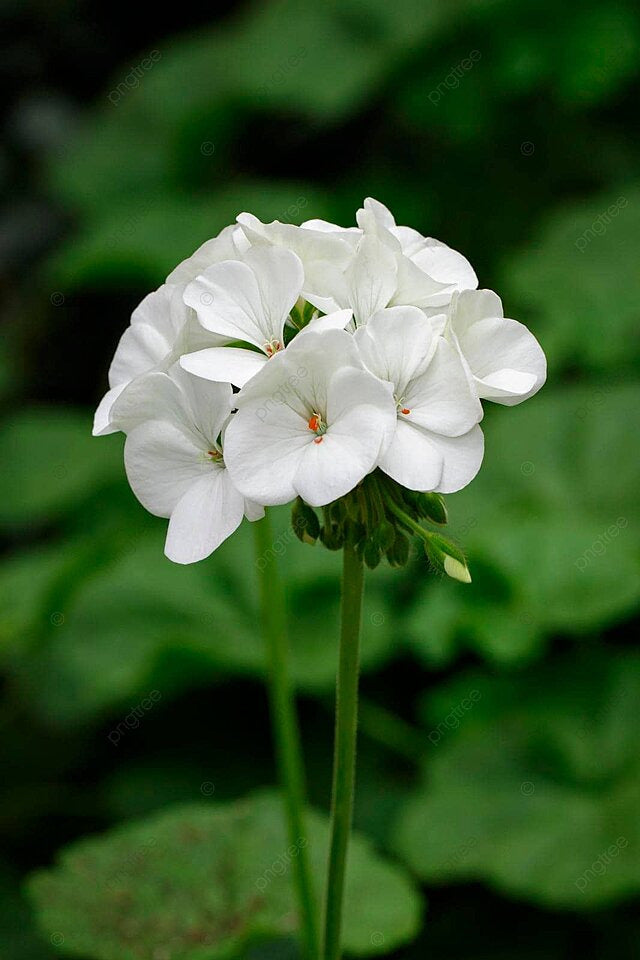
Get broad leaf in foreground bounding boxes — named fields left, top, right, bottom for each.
left=29, top=790, right=422, bottom=958
left=392, top=650, right=640, bottom=908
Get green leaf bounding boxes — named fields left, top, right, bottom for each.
left=29, top=790, right=422, bottom=958
left=0, top=408, right=122, bottom=529
left=406, top=383, right=640, bottom=666
left=502, top=188, right=640, bottom=378
left=392, top=649, right=640, bottom=908
left=8, top=508, right=397, bottom=725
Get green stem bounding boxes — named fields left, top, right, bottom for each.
left=381, top=489, right=426, bottom=539
left=322, top=543, right=365, bottom=960
left=253, top=514, right=319, bottom=960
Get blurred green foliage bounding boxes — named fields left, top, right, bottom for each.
left=29, top=790, right=421, bottom=958
left=2, top=0, right=639, bottom=956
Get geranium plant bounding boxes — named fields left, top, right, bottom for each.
left=93, top=198, right=546, bottom=960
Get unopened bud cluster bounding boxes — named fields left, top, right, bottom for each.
left=292, top=470, right=471, bottom=582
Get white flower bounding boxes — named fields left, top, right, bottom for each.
left=117, top=364, right=262, bottom=564
left=180, top=246, right=304, bottom=386
left=354, top=307, right=484, bottom=492
left=223, top=328, right=397, bottom=507
left=93, top=200, right=547, bottom=568
left=358, top=197, right=478, bottom=300
left=181, top=242, right=353, bottom=388
left=93, top=285, right=186, bottom=436
left=236, top=212, right=358, bottom=315
left=446, top=289, right=547, bottom=405
left=297, top=197, right=476, bottom=326
left=93, top=225, right=242, bottom=437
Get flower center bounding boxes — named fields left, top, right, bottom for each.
left=308, top=412, right=327, bottom=444
left=394, top=395, right=411, bottom=416
left=263, top=338, right=284, bottom=358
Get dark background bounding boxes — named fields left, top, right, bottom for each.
left=1, top=0, right=639, bottom=957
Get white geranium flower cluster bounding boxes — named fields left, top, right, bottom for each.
left=94, top=198, right=545, bottom=568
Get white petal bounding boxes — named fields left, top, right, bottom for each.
left=181, top=347, right=267, bottom=388
left=165, top=469, right=245, bottom=564
left=169, top=366, right=234, bottom=446
left=183, top=259, right=269, bottom=348
left=238, top=213, right=355, bottom=264
left=292, top=369, right=395, bottom=506
left=354, top=306, right=436, bottom=393
left=406, top=338, right=483, bottom=437
left=431, top=424, right=484, bottom=493
left=359, top=197, right=397, bottom=230
left=224, top=401, right=310, bottom=505
left=243, top=245, right=304, bottom=337
left=409, top=238, right=478, bottom=292
left=301, top=218, right=360, bottom=236
left=378, top=419, right=444, bottom=491
left=345, top=235, right=397, bottom=325
left=243, top=499, right=266, bottom=522
left=236, top=328, right=361, bottom=416
left=130, top=284, right=179, bottom=336
left=292, top=425, right=378, bottom=507
left=124, top=420, right=210, bottom=518
left=110, top=372, right=188, bottom=435
left=379, top=421, right=484, bottom=493
left=184, top=247, right=303, bottom=350
left=166, top=225, right=240, bottom=285
left=450, top=290, right=547, bottom=405
left=93, top=384, right=126, bottom=436
left=307, top=309, right=353, bottom=333
left=108, top=319, right=171, bottom=388
left=301, top=261, right=350, bottom=315
left=326, top=366, right=396, bottom=455
left=391, top=254, right=451, bottom=310
left=390, top=225, right=424, bottom=256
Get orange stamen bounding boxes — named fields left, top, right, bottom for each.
left=401, top=407, right=411, bottom=415
left=308, top=414, right=320, bottom=432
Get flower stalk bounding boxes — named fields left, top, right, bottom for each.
left=322, top=543, right=364, bottom=960
left=253, top=514, right=319, bottom=960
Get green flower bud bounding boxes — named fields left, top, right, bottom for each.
left=320, top=523, right=344, bottom=551
left=328, top=499, right=347, bottom=524
left=344, top=519, right=366, bottom=548
left=363, top=539, right=382, bottom=569
left=387, top=530, right=411, bottom=567
left=424, top=533, right=471, bottom=583
left=416, top=492, right=448, bottom=525
left=373, top=520, right=396, bottom=552
left=291, top=497, right=320, bottom=544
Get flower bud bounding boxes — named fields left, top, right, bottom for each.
left=344, top=519, right=366, bottom=548
left=320, top=523, right=344, bottom=551
left=291, top=497, right=320, bottom=544
left=363, top=539, right=382, bottom=569
left=373, top=520, right=395, bottom=552
left=328, top=499, right=348, bottom=524
left=415, top=492, right=448, bottom=525
left=387, top=530, right=411, bottom=567
left=424, top=533, right=471, bottom=583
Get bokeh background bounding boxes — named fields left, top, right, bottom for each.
left=2, top=0, right=640, bottom=957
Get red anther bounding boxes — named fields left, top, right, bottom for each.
left=313, top=436, right=323, bottom=444
left=401, top=407, right=411, bottom=415
left=308, top=414, right=320, bottom=432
